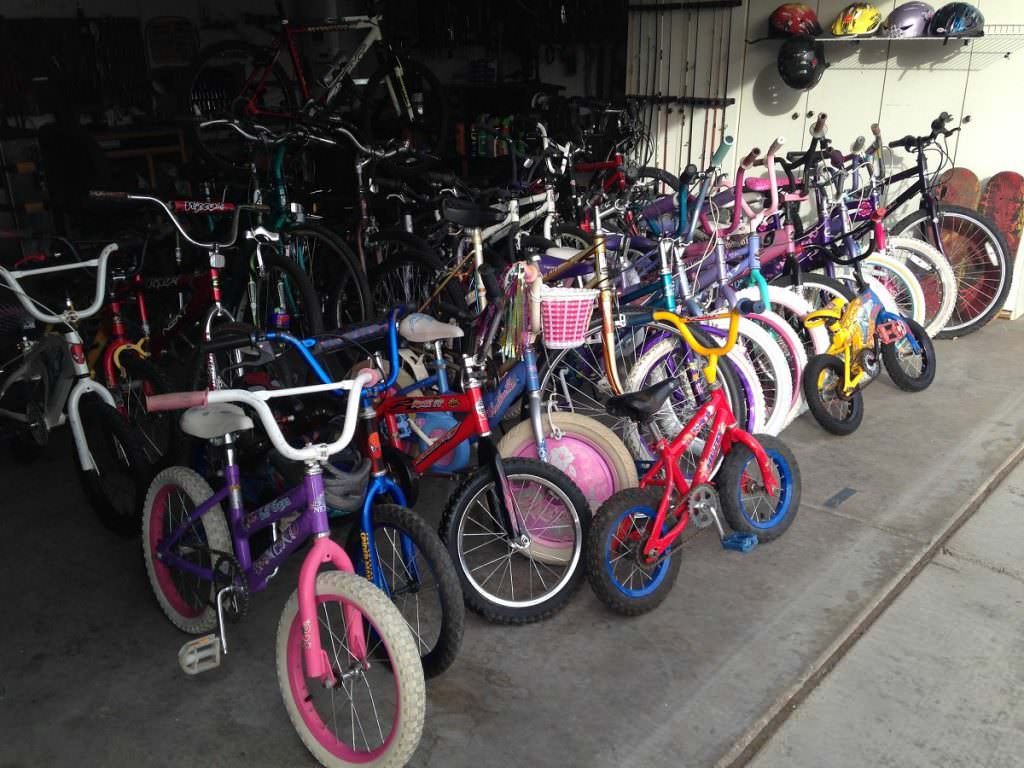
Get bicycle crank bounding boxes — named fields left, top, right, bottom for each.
left=686, top=484, right=724, bottom=537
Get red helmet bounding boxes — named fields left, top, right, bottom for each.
left=769, top=3, right=823, bottom=37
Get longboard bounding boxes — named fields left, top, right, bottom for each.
left=979, top=171, right=1024, bottom=256
left=935, top=167, right=981, bottom=210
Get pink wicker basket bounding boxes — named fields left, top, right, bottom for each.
left=539, top=286, right=599, bottom=349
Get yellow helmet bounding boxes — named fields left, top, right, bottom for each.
left=832, top=3, right=883, bottom=35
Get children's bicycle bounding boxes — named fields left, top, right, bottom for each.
left=142, top=370, right=425, bottom=768
left=585, top=306, right=801, bottom=616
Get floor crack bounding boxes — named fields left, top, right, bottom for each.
left=939, top=546, right=1024, bottom=585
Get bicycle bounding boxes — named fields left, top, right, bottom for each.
left=585, top=305, right=801, bottom=615
left=142, top=369, right=425, bottom=767
left=0, top=242, right=151, bottom=533
left=185, top=1, right=446, bottom=171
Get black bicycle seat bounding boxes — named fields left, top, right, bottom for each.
left=604, top=378, right=676, bottom=422
left=441, top=197, right=507, bottom=228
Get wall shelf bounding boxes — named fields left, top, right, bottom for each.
left=816, top=25, right=1024, bottom=71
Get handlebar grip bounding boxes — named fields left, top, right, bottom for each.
left=680, top=163, right=699, bottom=186
left=203, top=331, right=261, bottom=352
left=171, top=200, right=237, bottom=214
left=425, top=171, right=459, bottom=186
left=88, top=190, right=130, bottom=201
left=741, top=148, right=761, bottom=169
left=888, top=135, right=916, bottom=150
left=767, top=137, right=785, bottom=156
left=711, top=136, right=735, bottom=166
left=851, top=136, right=866, bottom=154
left=356, top=367, right=382, bottom=387
left=374, top=177, right=409, bottom=195
left=811, top=113, right=828, bottom=138
left=870, top=123, right=881, bottom=137
left=146, top=391, right=208, bottom=412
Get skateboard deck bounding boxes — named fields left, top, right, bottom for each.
left=935, top=167, right=981, bottom=210
left=979, top=171, right=1024, bottom=257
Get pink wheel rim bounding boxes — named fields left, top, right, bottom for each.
left=148, top=484, right=203, bottom=620
left=286, top=594, right=400, bottom=762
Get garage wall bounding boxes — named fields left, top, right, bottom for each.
left=627, top=0, right=1024, bottom=312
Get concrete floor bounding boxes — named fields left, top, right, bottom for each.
left=2, top=321, right=1024, bottom=767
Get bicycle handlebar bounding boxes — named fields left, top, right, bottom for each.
left=200, top=118, right=403, bottom=160
left=651, top=309, right=741, bottom=385
left=0, top=243, right=119, bottom=324
left=711, top=136, right=735, bottom=167
left=146, top=371, right=373, bottom=463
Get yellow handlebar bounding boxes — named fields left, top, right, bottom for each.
left=652, top=309, right=741, bottom=384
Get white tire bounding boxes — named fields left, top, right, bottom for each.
left=882, top=236, right=956, bottom=336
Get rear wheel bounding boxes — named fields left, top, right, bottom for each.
left=285, top=223, right=372, bottom=331
left=881, top=317, right=936, bottom=392
left=117, top=353, right=180, bottom=467
left=233, top=248, right=325, bottom=342
left=78, top=398, right=151, bottom=534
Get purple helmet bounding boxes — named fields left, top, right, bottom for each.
left=883, top=2, right=934, bottom=38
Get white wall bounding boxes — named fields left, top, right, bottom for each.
left=628, top=0, right=1024, bottom=312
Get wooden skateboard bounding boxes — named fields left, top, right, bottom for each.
left=935, top=167, right=981, bottom=210
left=979, top=171, right=1024, bottom=256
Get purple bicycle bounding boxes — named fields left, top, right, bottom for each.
left=141, top=370, right=424, bottom=768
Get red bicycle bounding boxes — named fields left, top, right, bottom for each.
left=585, top=308, right=801, bottom=616
left=185, top=1, right=446, bottom=170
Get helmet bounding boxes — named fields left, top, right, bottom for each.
left=323, top=456, right=371, bottom=513
left=931, top=3, right=984, bottom=37
left=831, top=3, right=883, bottom=36
left=777, top=36, right=826, bottom=90
left=769, top=4, right=822, bottom=37
left=883, top=2, right=934, bottom=38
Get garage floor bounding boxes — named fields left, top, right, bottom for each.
left=3, top=321, right=1024, bottom=767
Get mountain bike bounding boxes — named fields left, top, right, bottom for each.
left=585, top=306, right=801, bottom=616
left=142, top=370, right=425, bottom=768
left=0, top=242, right=150, bottom=533
left=185, top=2, right=446, bottom=171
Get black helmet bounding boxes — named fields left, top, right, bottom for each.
left=930, top=3, right=984, bottom=37
left=777, top=36, right=826, bottom=90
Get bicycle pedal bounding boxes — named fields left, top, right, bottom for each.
left=721, top=532, right=759, bottom=552
left=178, top=634, right=221, bottom=675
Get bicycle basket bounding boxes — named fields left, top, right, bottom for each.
left=539, top=286, right=599, bottom=349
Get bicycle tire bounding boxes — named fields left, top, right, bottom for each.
left=183, top=40, right=298, bottom=174
left=882, top=317, right=936, bottom=392
left=78, top=398, right=151, bottom=535
left=747, top=310, right=808, bottom=427
left=360, top=58, right=448, bottom=154
left=276, top=570, right=425, bottom=768
left=718, top=433, right=800, bottom=541
left=367, top=248, right=468, bottom=319
left=141, top=465, right=231, bottom=634
left=285, top=223, right=372, bottom=331
left=584, top=487, right=683, bottom=616
left=232, top=246, right=325, bottom=341
left=117, top=352, right=181, bottom=468
left=344, top=503, right=465, bottom=679
left=802, top=354, right=864, bottom=435
left=439, top=457, right=590, bottom=624
left=860, top=252, right=926, bottom=327
left=884, top=236, right=956, bottom=337
left=889, top=203, right=1013, bottom=337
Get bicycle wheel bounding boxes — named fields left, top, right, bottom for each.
left=116, top=352, right=180, bottom=467
left=360, top=58, right=447, bottom=153
left=233, top=248, right=325, bottom=341
left=584, top=487, right=682, bottom=616
left=78, top=398, right=151, bottom=534
left=345, top=504, right=464, bottom=679
left=739, top=283, right=833, bottom=361
left=184, top=41, right=297, bottom=173
left=890, top=204, right=1013, bottom=337
left=276, top=571, right=425, bottom=768
left=718, top=433, right=800, bottom=541
left=884, top=236, right=956, bottom=337
left=367, top=249, right=467, bottom=319
left=881, top=317, right=936, bottom=392
left=285, top=223, right=372, bottom=331
left=861, top=253, right=925, bottom=327
left=497, top=411, right=639, bottom=512
left=802, top=354, right=864, bottom=435
left=142, top=466, right=232, bottom=633
left=7, top=376, right=49, bottom=460
left=747, top=310, right=808, bottom=426
left=439, top=457, right=590, bottom=624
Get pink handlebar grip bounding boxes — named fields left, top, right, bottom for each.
left=356, top=368, right=383, bottom=387
left=146, top=391, right=208, bottom=412
left=767, top=137, right=785, bottom=156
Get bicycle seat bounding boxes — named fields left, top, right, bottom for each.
left=604, top=378, right=676, bottom=422
left=441, top=198, right=507, bottom=228
left=744, top=176, right=794, bottom=193
left=545, top=246, right=581, bottom=262
left=180, top=403, right=254, bottom=439
left=399, top=313, right=464, bottom=343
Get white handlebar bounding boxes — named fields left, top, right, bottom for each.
left=0, top=243, right=118, bottom=324
left=206, top=372, right=372, bottom=463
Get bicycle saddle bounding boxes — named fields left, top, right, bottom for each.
left=604, top=378, right=676, bottom=422
left=179, top=403, right=254, bottom=439
left=441, top=197, right=506, bottom=228
left=399, top=312, right=464, bottom=343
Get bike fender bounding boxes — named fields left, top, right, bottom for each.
left=729, top=430, right=779, bottom=497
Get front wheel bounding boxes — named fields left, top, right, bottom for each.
left=718, top=434, right=800, bottom=541
left=276, top=571, right=425, bottom=768
left=439, top=457, right=590, bottom=624
left=78, top=398, right=151, bottom=535
left=881, top=317, right=936, bottom=392
left=584, top=487, right=683, bottom=616
left=802, top=354, right=864, bottom=435
left=345, top=504, right=465, bottom=679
